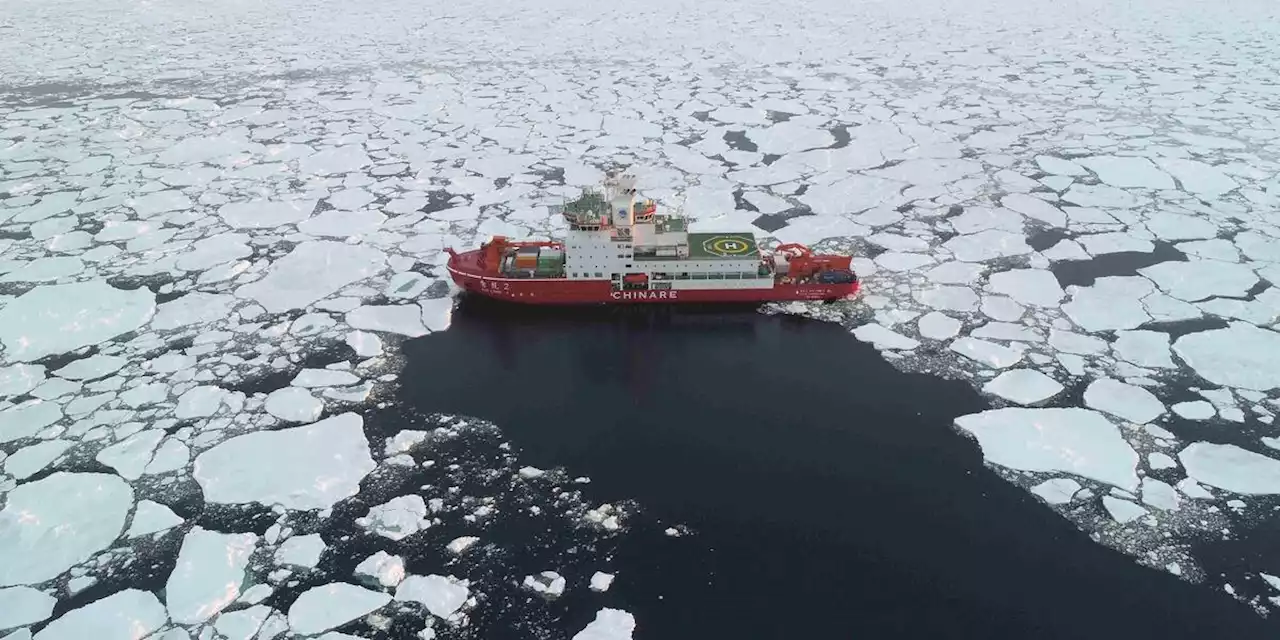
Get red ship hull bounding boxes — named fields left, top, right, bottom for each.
left=445, top=249, right=859, bottom=305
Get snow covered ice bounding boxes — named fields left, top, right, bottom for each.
left=3, top=0, right=1280, bottom=630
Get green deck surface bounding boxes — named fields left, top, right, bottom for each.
left=686, top=233, right=759, bottom=259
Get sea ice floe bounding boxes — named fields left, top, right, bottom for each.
left=1103, top=496, right=1148, bottom=523
left=917, top=312, right=961, bottom=341
left=276, top=533, right=327, bottom=569
left=96, top=429, right=165, bottom=480
left=166, top=527, right=258, bottom=624
left=212, top=604, right=272, bottom=640
left=590, top=572, right=616, bottom=593
left=0, top=280, right=155, bottom=362
left=193, top=412, right=375, bottom=510
left=0, top=401, right=62, bottom=444
left=125, top=500, right=184, bottom=537
left=954, top=408, right=1139, bottom=491
left=446, top=536, right=480, bottom=555
left=1138, top=260, right=1259, bottom=302
left=357, top=495, right=432, bottom=540
left=1172, top=400, right=1216, bottom=420
left=1111, top=330, right=1175, bottom=369
left=982, top=369, right=1064, bottom=405
left=0, top=472, right=133, bottom=587
left=1141, top=477, right=1180, bottom=511
left=985, top=269, right=1064, bottom=307
left=523, top=571, right=566, bottom=599
left=288, top=583, right=391, bottom=636
left=395, top=574, right=470, bottom=619
left=5, top=440, right=72, bottom=479
left=346, top=305, right=429, bottom=337
left=572, top=608, right=636, bottom=640
left=1030, top=478, right=1081, bottom=505
left=949, top=337, right=1023, bottom=369
left=235, top=241, right=386, bottom=313
left=1172, top=322, right=1280, bottom=391
left=292, top=368, right=361, bottom=388
left=851, top=323, right=919, bottom=351
left=355, top=551, right=406, bottom=588
left=1179, top=443, right=1280, bottom=495
left=31, top=589, right=167, bottom=640
left=1082, top=378, right=1165, bottom=424
left=1061, top=277, right=1153, bottom=332
left=264, top=387, right=325, bottom=423
left=0, top=586, right=57, bottom=629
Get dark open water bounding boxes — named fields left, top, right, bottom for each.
left=397, top=296, right=1280, bottom=640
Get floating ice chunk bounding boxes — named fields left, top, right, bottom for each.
left=982, top=369, right=1064, bottom=405
left=345, top=330, right=383, bottom=358
left=1149, top=452, right=1177, bottom=470
left=0, top=257, right=85, bottom=283
left=1030, top=478, right=1081, bottom=505
left=152, top=293, right=238, bottom=331
left=288, top=583, right=391, bottom=636
left=0, top=280, right=155, bottom=362
left=1061, top=277, right=1153, bottom=332
left=1177, top=477, right=1214, bottom=499
left=1111, top=331, right=1174, bottom=368
left=213, top=604, right=271, bottom=640
left=96, top=429, right=164, bottom=480
left=590, top=572, right=616, bottom=592
left=397, top=575, right=470, bottom=619
left=354, top=551, right=405, bottom=588
left=264, top=387, right=324, bottom=423
left=954, top=408, right=1139, bottom=490
left=384, top=430, right=429, bottom=456
left=917, top=312, right=961, bottom=341
left=980, top=296, right=1024, bottom=322
left=1153, top=158, right=1238, bottom=197
left=5, top=440, right=72, bottom=479
left=175, top=386, right=233, bottom=419
left=275, top=534, right=326, bottom=569
left=176, top=233, right=253, bottom=272
left=1139, top=260, right=1258, bottom=302
left=419, top=297, right=454, bottom=332
left=523, top=571, right=566, bottom=599
left=949, top=337, right=1023, bottom=368
left=0, top=364, right=45, bottom=399
left=1083, top=378, right=1165, bottom=424
left=292, top=369, right=360, bottom=388
left=347, top=305, right=428, bottom=337
left=874, top=252, right=934, bottom=272
left=1144, top=212, right=1219, bottom=242
left=238, top=584, right=273, bottom=606
left=571, top=609, right=635, bottom=640
left=386, top=272, right=431, bottom=299
left=0, top=586, right=57, bottom=629
left=851, top=324, right=919, bottom=351
left=236, top=241, right=385, bottom=314
left=1035, top=156, right=1087, bottom=176
left=1063, top=184, right=1140, bottom=209
left=193, top=412, right=375, bottom=510
left=941, top=230, right=1031, bottom=262
left=218, top=199, right=316, bottom=229
left=356, top=495, right=431, bottom=540
left=1172, top=401, right=1215, bottom=420
left=925, top=261, right=986, bottom=285
left=1041, top=238, right=1089, bottom=262
left=915, top=285, right=978, bottom=311
left=1172, top=322, right=1280, bottom=391
left=799, top=175, right=905, bottom=215
left=1103, top=496, right=1148, bottom=523
left=1179, top=443, right=1280, bottom=495
left=32, top=589, right=167, bottom=640
left=0, top=472, right=133, bottom=586
left=986, top=269, right=1063, bottom=307
left=972, top=321, right=1041, bottom=343
left=144, top=438, right=190, bottom=475
left=1142, top=477, right=1180, bottom=511
left=126, top=500, right=184, bottom=537
left=298, top=209, right=387, bottom=238
left=1002, top=194, right=1066, bottom=227
left=1079, top=156, right=1174, bottom=189
left=1078, top=232, right=1153, bottom=256
left=53, top=355, right=127, bottom=381
left=166, top=527, right=257, bottom=624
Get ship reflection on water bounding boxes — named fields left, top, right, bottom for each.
left=398, top=294, right=1278, bottom=640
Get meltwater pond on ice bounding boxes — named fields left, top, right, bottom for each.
left=398, top=298, right=1280, bottom=640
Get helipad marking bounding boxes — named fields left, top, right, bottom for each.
left=703, top=235, right=754, bottom=257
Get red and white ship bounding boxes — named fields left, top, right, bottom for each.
left=445, top=170, right=860, bottom=305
